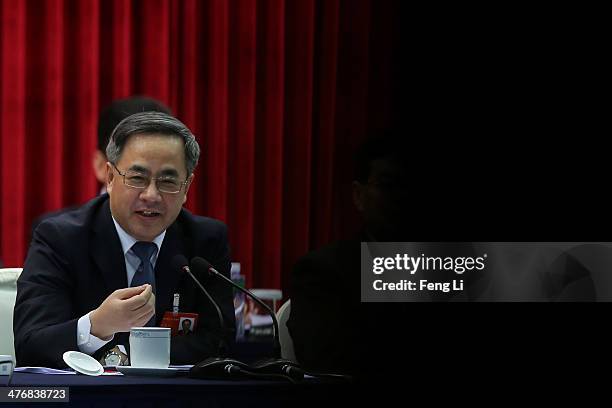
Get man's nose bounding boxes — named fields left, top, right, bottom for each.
left=139, top=181, right=162, bottom=201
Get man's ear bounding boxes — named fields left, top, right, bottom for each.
left=182, top=174, right=194, bottom=204
left=353, top=181, right=365, bottom=212
left=92, top=150, right=108, bottom=184
left=105, top=162, right=115, bottom=193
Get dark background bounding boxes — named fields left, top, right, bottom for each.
left=361, top=3, right=606, bottom=396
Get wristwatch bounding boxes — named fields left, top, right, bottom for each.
left=101, top=346, right=129, bottom=367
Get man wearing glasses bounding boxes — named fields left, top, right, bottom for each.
left=14, top=112, right=235, bottom=368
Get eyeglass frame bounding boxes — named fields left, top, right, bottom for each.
left=111, top=163, right=190, bottom=194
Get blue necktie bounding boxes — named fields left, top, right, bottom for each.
left=130, top=241, right=158, bottom=326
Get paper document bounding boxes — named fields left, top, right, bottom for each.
left=15, top=365, right=193, bottom=375
left=169, top=365, right=193, bottom=371
left=15, top=367, right=76, bottom=375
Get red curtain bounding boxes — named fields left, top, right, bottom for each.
left=0, top=0, right=399, bottom=294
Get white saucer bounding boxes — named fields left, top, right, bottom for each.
left=116, top=366, right=180, bottom=377
left=63, top=351, right=104, bottom=376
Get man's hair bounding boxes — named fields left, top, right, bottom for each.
left=353, top=132, right=407, bottom=183
left=98, top=96, right=172, bottom=152
left=106, top=111, right=200, bottom=176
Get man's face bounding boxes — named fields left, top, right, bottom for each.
left=182, top=319, right=191, bottom=331
left=353, top=157, right=409, bottom=240
left=106, top=133, right=192, bottom=241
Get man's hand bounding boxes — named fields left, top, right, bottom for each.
left=90, top=284, right=155, bottom=339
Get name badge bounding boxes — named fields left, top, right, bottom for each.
left=160, top=312, right=199, bottom=336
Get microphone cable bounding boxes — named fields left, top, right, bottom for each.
left=231, top=366, right=298, bottom=384
left=302, top=371, right=353, bottom=382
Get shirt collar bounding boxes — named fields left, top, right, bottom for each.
left=111, top=216, right=166, bottom=256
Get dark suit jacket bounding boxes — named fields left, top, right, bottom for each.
left=287, top=238, right=361, bottom=375
left=14, top=194, right=235, bottom=368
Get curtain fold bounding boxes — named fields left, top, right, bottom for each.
left=0, top=0, right=399, bottom=294
left=253, top=0, right=285, bottom=289
left=227, top=0, right=257, bottom=288
left=310, top=0, right=339, bottom=250
left=1, top=0, right=27, bottom=270
left=67, top=0, right=99, bottom=205
left=281, top=0, right=314, bottom=292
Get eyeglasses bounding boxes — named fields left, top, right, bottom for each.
left=112, top=164, right=189, bottom=194
left=366, top=178, right=409, bottom=193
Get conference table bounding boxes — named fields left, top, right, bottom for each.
left=3, top=371, right=349, bottom=407
left=1, top=340, right=350, bottom=407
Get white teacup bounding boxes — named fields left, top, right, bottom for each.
left=129, top=327, right=171, bottom=368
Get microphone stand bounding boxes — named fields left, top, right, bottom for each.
left=191, top=257, right=304, bottom=381
left=181, top=265, right=228, bottom=357
left=206, top=268, right=281, bottom=358
left=181, top=259, right=292, bottom=381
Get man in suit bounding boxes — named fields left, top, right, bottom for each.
left=14, top=111, right=235, bottom=368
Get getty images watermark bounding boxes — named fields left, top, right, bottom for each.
left=361, top=242, right=612, bottom=302
left=372, top=252, right=486, bottom=292
left=361, top=243, right=486, bottom=301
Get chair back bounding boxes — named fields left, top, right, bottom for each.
left=276, top=299, right=296, bottom=362
left=0, top=268, right=22, bottom=359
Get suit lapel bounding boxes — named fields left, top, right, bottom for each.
left=92, top=199, right=128, bottom=291
left=154, top=220, right=186, bottom=322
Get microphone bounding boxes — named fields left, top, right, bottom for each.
left=250, top=358, right=305, bottom=381
left=189, top=356, right=252, bottom=380
left=173, top=256, right=271, bottom=380
left=190, top=257, right=281, bottom=357
left=190, top=256, right=304, bottom=381
left=189, top=357, right=300, bottom=382
left=171, top=255, right=228, bottom=356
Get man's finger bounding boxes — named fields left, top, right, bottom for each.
left=134, top=309, right=155, bottom=326
left=132, top=292, right=155, bottom=312
left=124, top=285, right=152, bottom=310
left=135, top=287, right=153, bottom=309
left=115, top=285, right=148, bottom=300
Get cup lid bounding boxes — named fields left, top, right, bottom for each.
left=130, top=327, right=170, bottom=331
left=63, top=351, right=104, bottom=376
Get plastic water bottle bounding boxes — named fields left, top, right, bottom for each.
left=231, top=263, right=246, bottom=340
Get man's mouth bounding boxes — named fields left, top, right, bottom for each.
left=135, top=210, right=162, bottom=218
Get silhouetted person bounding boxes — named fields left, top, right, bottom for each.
left=287, top=134, right=408, bottom=376
left=94, top=97, right=173, bottom=193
